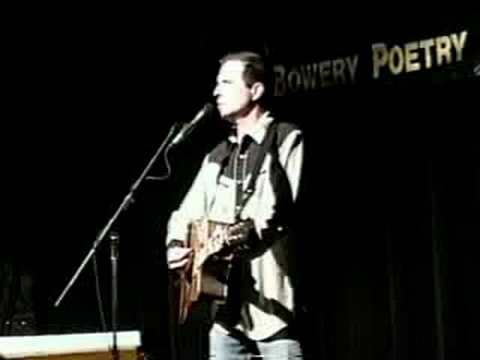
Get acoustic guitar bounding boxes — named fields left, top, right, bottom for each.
left=170, top=218, right=254, bottom=324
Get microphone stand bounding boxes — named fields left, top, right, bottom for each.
left=109, top=231, right=119, bottom=360
left=54, top=122, right=181, bottom=357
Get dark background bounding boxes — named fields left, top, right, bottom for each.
left=2, top=12, right=479, bottom=359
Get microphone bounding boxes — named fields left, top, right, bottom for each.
left=170, top=102, right=214, bottom=146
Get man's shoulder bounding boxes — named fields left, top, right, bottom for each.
left=206, top=139, right=231, bottom=165
left=272, top=121, right=303, bottom=147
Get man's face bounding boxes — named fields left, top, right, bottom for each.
left=213, top=60, right=253, bottom=121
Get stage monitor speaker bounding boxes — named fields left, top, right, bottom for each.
left=0, top=330, right=142, bottom=360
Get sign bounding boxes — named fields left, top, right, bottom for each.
left=273, top=30, right=472, bottom=96
left=372, top=30, right=468, bottom=78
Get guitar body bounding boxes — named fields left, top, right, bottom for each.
left=173, top=218, right=253, bottom=324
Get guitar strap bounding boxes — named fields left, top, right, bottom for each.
left=235, top=122, right=278, bottom=220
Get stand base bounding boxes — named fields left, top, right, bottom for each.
left=0, top=331, right=142, bottom=360
left=16, top=349, right=140, bottom=360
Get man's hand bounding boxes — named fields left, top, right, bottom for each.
left=167, top=246, right=192, bottom=270
left=216, top=219, right=258, bottom=258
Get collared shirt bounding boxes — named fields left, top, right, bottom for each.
left=166, top=111, right=304, bottom=340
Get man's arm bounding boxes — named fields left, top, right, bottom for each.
left=165, top=155, right=210, bottom=247
left=279, top=127, right=304, bottom=202
left=259, top=127, right=304, bottom=244
left=165, top=156, right=210, bottom=269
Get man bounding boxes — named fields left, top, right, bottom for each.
left=166, top=51, right=304, bottom=359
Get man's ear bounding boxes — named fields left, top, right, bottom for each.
left=250, top=82, right=265, bottom=102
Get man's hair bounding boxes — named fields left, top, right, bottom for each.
left=219, top=51, right=272, bottom=104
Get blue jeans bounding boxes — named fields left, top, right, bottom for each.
left=209, top=325, right=303, bottom=359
